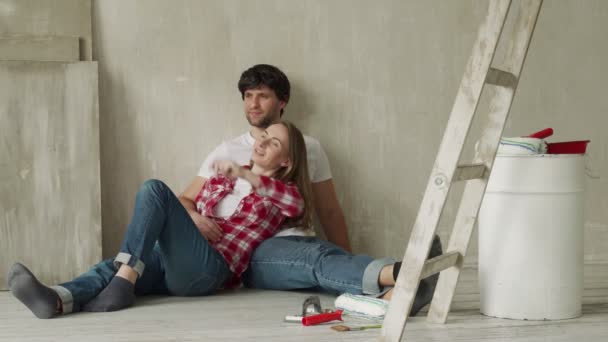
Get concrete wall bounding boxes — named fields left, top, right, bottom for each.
left=91, top=0, right=608, bottom=306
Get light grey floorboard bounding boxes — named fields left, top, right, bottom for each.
left=1, top=290, right=606, bottom=341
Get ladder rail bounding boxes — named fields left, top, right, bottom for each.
left=380, top=1, right=513, bottom=341
left=427, top=0, right=543, bottom=324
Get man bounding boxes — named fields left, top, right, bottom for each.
left=179, top=64, right=441, bottom=313
left=180, top=64, right=349, bottom=252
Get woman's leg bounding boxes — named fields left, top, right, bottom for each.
left=7, top=246, right=168, bottom=318
left=80, top=245, right=168, bottom=312
left=157, top=215, right=231, bottom=296
left=79, top=179, right=184, bottom=311
left=60, top=178, right=182, bottom=313
left=128, top=179, right=231, bottom=296
left=86, top=179, right=230, bottom=309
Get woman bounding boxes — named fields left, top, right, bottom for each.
left=7, top=121, right=312, bottom=318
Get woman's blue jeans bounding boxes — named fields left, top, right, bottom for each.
left=52, top=179, right=231, bottom=313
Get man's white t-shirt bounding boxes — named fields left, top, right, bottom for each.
left=198, top=132, right=332, bottom=237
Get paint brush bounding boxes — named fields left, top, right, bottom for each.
left=330, top=324, right=382, bottom=332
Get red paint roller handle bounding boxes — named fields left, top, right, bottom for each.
left=527, top=128, right=553, bottom=139
left=302, top=310, right=343, bottom=326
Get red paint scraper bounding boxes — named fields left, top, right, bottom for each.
left=302, top=310, right=343, bottom=326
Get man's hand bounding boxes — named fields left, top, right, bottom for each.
left=212, top=160, right=244, bottom=179
left=190, top=211, right=223, bottom=242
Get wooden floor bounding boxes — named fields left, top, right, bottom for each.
left=1, top=289, right=607, bottom=342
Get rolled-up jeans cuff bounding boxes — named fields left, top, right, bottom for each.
left=362, top=257, right=396, bottom=295
left=114, top=252, right=145, bottom=277
left=50, top=285, right=73, bottom=314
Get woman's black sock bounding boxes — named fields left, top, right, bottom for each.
left=82, top=276, right=135, bottom=312
left=7, top=263, right=60, bottom=319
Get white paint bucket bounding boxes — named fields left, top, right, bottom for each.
left=478, top=154, right=585, bottom=320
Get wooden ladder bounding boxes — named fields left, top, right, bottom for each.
left=380, top=1, right=543, bottom=340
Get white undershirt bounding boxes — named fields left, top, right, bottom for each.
left=213, top=178, right=252, bottom=218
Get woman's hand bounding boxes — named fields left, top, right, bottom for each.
left=212, top=160, right=262, bottom=188
left=211, top=160, right=244, bottom=179
left=190, top=212, right=223, bottom=242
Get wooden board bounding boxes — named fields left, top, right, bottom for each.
left=0, top=61, right=101, bottom=290
left=0, top=35, right=80, bottom=62
left=0, top=0, right=92, bottom=60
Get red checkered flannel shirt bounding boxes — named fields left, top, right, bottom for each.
left=195, top=172, right=304, bottom=286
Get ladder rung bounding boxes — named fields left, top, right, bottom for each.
left=454, top=163, right=488, bottom=181
left=420, top=251, right=461, bottom=279
left=485, top=67, right=518, bottom=88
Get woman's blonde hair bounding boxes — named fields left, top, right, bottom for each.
left=270, top=121, right=313, bottom=230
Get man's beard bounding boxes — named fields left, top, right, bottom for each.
left=247, top=114, right=275, bottom=128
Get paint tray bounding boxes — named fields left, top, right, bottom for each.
left=546, top=140, right=590, bottom=154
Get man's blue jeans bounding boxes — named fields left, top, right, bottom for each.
left=51, top=179, right=231, bottom=313
left=242, top=236, right=395, bottom=296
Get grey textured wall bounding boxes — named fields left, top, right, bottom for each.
left=91, top=0, right=608, bottom=306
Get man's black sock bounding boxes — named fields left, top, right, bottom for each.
left=393, top=261, right=402, bottom=281
left=82, top=276, right=135, bottom=312
left=7, top=263, right=60, bottom=319
left=390, top=235, right=443, bottom=316
left=392, top=235, right=443, bottom=281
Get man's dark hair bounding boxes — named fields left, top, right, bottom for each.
left=238, top=64, right=290, bottom=114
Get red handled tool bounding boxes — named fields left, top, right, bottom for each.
left=527, top=128, right=553, bottom=139
left=302, top=310, right=343, bottom=326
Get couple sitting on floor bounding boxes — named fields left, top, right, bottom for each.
left=8, top=64, right=442, bottom=319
